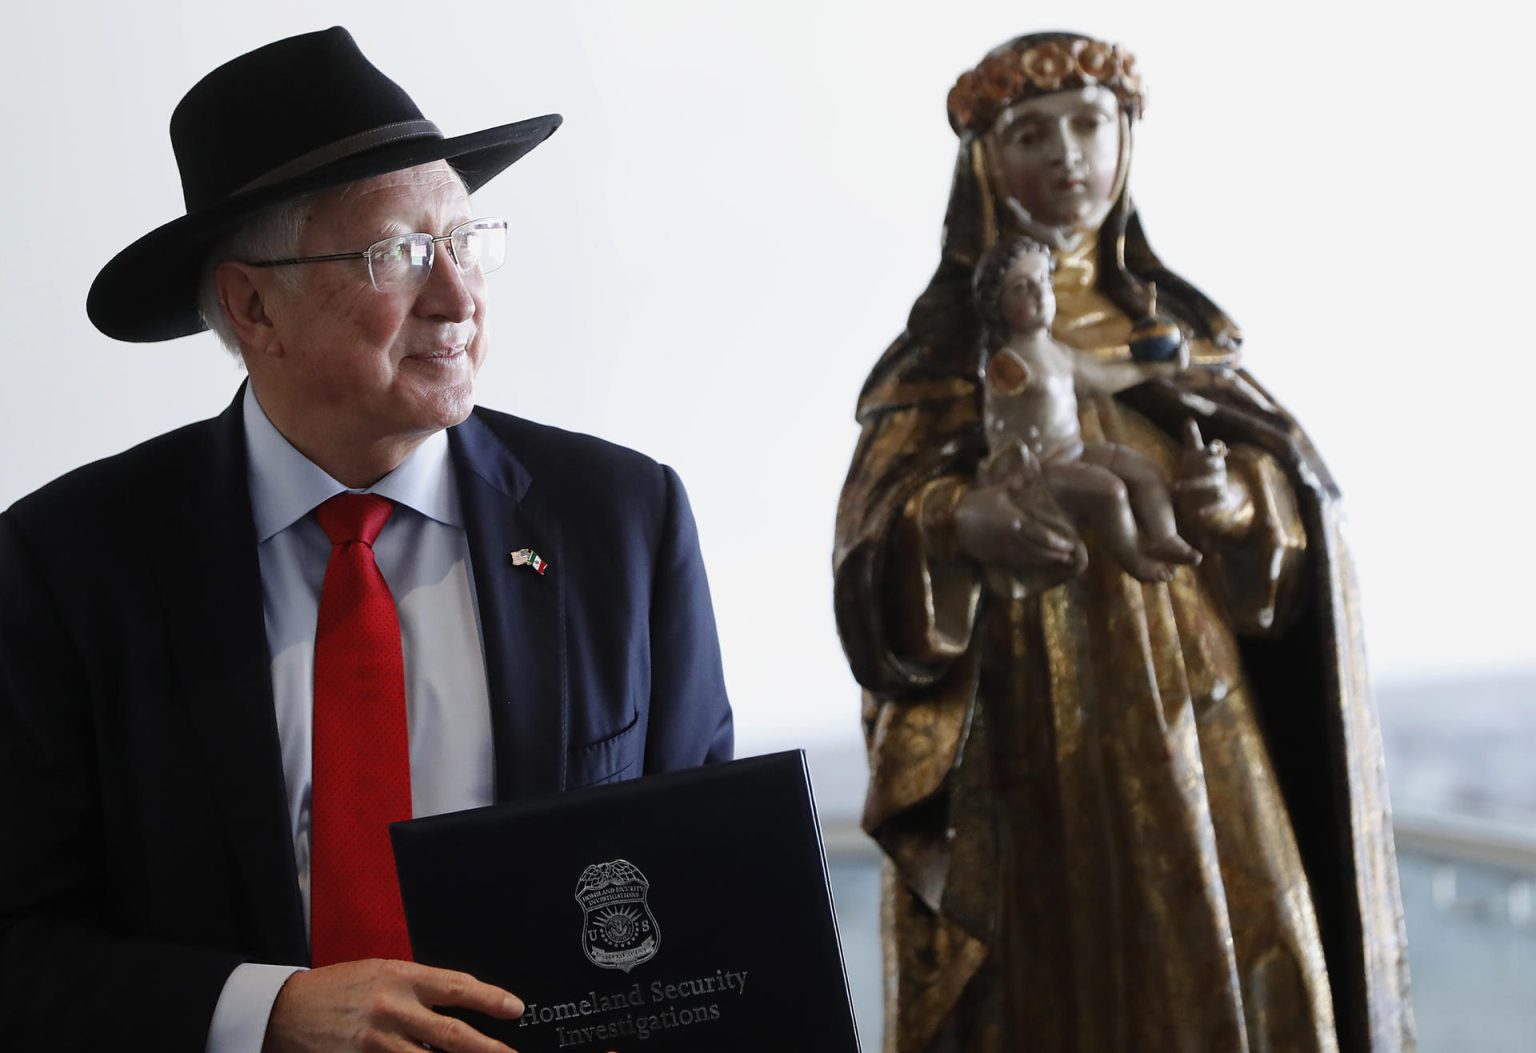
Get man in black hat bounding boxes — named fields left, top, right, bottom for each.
left=0, top=27, right=733, bottom=1053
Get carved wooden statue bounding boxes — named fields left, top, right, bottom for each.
left=833, top=31, right=1415, bottom=1053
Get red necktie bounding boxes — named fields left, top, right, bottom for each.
left=309, top=492, right=414, bottom=965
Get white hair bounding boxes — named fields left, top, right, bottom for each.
left=196, top=194, right=314, bottom=355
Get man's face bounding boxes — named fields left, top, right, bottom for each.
left=262, top=160, right=487, bottom=449
left=991, top=86, right=1122, bottom=232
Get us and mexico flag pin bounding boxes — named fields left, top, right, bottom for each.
left=509, top=548, right=550, bottom=575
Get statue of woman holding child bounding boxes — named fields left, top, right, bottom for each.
left=833, top=31, right=1415, bottom=1052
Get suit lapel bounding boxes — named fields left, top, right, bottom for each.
left=153, top=390, right=307, bottom=964
left=450, top=413, right=570, bottom=800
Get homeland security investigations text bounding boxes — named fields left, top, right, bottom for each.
left=518, top=968, right=750, bottom=1045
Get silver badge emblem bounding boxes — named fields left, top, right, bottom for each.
left=576, top=859, right=660, bottom=972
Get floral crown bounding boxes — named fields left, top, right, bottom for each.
left=946, top=36, right=1146, bottom=135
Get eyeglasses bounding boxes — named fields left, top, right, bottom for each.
left=246, top=218, right=508, bottom=292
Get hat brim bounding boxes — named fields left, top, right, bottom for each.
left=88, top=113, right=562, bottom=343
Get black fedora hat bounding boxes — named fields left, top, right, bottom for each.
left=88, top=26, right=561, bottom=343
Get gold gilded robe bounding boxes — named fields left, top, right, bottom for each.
left=834, top=230, right=1414, bottom=1052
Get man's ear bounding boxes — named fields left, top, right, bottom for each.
left=215, top=262, right=283, bottom=357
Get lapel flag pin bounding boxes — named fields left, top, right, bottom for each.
left=510, top=548, right=550, bottom=575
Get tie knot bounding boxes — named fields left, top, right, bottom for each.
left=315, top=492, right=394, bottom=547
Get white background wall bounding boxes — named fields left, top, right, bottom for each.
left=2, top=0, right=1530, bottom=768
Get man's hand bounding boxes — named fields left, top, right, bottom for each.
left=262, top=959, right=524, bottom=1053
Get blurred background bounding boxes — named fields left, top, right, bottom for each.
left=2, top=1, right=1531, bottom=1047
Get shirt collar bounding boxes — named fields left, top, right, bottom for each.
left=243, top=383, right=462, bottom=542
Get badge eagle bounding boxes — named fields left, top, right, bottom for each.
left=575, top=859, right=660, bottom=972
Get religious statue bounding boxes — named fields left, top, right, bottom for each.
left=832, top=32, right=1416, bottom=1052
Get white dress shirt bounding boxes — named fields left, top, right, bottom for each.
left=206, top=385, right=496, bottom=1053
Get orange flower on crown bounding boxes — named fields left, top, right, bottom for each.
left=977, top=51, right=1025, bottom=102
left=1021, top=42, right=1075, bottom=91
left=945, top=36, right=1148, bottom=135
left=1073, top=40, right=1116, bottom=83
left=1114, top=44, right=1143, bottom=94
left=947, top=71, right=980, bottom=130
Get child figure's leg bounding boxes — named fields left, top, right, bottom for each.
left=1046, top=460, right=1175, bottom=582
left=1082, top=442, right=1202, bottom=566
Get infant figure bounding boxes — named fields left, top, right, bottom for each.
left=974, top=235, right=1201, bottom=583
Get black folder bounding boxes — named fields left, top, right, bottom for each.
left=391, top=750, right=862, bottom=1052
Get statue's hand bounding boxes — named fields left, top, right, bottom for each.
left=1209, top=318, right=1243, bottom=353
left=953, top=478, right=1086, bottom=576
left=1173, top=419, right=1245, bottom=535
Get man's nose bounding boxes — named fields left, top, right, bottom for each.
left=415, top=247, right=476, bottom=322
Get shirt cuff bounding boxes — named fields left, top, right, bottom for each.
left=205, top=962, right=307, bottom=1053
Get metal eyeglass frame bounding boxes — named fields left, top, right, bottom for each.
left=245, top=217, right=508, bottom=291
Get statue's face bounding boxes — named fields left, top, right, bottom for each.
left=991, top=85, right=1122, bottom=232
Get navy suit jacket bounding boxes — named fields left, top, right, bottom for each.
left=0, top=390, right=733, bottom=1050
